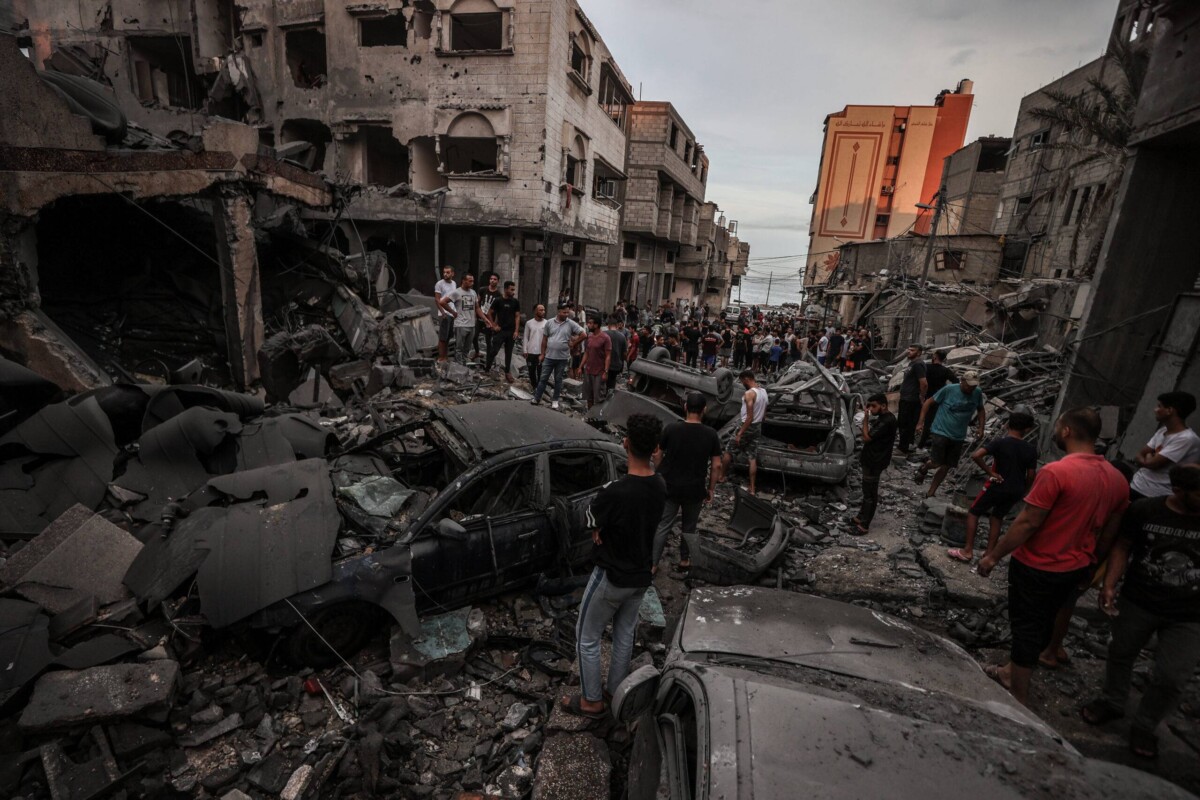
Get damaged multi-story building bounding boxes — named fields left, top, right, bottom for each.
left=672, top=202, right=748, bottom=314
left=10, top=0, right=636, bottom=317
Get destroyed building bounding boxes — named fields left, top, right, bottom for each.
left=11, top=0, right=637, bottom=313
left=673, top=202, right=748, bottom=314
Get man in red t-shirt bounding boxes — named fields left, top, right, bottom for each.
left=580, top=317, right=612, bottom=410
left=977, top=407, right=1129, bottom=705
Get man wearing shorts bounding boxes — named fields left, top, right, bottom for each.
left=950, top=412, right=1038, bottom=564
left=721, top=370, right=767, bottom=496
left=701, top=327, right=722, bottom=371
left=433, top=265, right=457, bottom=364
left=977, top=408, right=1129, bottom=707
left=916, top=369, right=986, bottom=497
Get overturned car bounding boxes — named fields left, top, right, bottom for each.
left=720, top=361, right=857, bottom=484
left=627, top=347, right=739, bottom=425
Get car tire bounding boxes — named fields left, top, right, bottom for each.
left=647, top=346, right=672, bottom=363
left=284, top=601, right=383, bottom=667
left=712, top=367, right=734, bottom=404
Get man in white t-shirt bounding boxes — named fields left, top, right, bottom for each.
left=817, top=333, right=830, bottom=366
left=522, top=304, right=548, bottom=389
left=1130, top=391, right=1200, bottom=499
left=433, top=266, right=457, bottom=363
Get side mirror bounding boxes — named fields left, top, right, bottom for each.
left=436, top=518, right=467, bottom=538
left=611, top=664, right=661, bottom=724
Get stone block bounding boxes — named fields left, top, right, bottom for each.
left=20, top=661, right=180, bottom=731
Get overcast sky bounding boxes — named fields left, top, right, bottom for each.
left=583, top=0, right=1116, bottom=303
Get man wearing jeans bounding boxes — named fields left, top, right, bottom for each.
left=1082, top=463, right=1200, bottom=759
left=654, top=392, right=722, bottom=572
left=531, top=302, right=584, bottom=410
left=560, top=414, right=666, bottom=719
left=447, top=274, right=488, bottom=365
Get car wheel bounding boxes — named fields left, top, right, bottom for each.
left=647, top=346, right=672, bottom=363
left=284, top=601, right=384, bottom=667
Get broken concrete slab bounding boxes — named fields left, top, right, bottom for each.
left=917, top=545, right=1007, bottom=608
left=0, top=599, right=52, bottom=710
left=533, top=733, right=610, bottom=800
left=805, top=547, right=932, bottom=605
left=19, top=660, right=180, bottom=731
left=0, top=503, right=142, bottom=614
left=177, top=712, right=242, bottom=747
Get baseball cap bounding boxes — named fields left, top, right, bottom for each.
left=961, top=370, right=981, bottom=387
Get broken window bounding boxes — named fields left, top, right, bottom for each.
left=569, top=32, right=591, bottom=86
left=598, top=64, right=631, bottom=129
left=1061, top=188, right=1078, bottom=226
left=410, top=136, right=448, bottom=190
left=280, top=118, right=332, bottom=171
left=441, top=112, right=498, bottom=175
left=360, top=14, right=407, bottom=47
left=999, top=239, right=1029, bottom=279
left=285, top=27, right=327, bottom=88
left=622, top=241, right=638, bottom=259
left=127, top=36, right=207, bottom=109
left=448, top=2, right=505, bottom=52
left=450, top=459, right=537, bottom=518
left=413, top=2, right=435, bottom=39
left=594, top=174, right=617, bottom=200
left=548, top=453, right=608, bottom=497
left=564, top=135, right=586, bottom=188
left=360, top=126, right=410, bottom=186
left=935, top=250, right=965, bottom=271
left=1028, top=128, right=1050, bottom=149
left=1014, top=195, right=1032, bottom=219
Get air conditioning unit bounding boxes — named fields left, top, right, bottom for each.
left=881, top=186, right=895, bottom=195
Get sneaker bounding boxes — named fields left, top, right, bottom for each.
left=551, top=401, right=560, bottom=410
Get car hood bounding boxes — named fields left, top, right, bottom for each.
left=680, top=587, right=1048, bottom=735
left=701, top=669, right=1194, bottom=800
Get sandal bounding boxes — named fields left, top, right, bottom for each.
left=559, top=694, right=606, bottom=720
left=983, top=664, right=1011, bottom=690
left=1080, top=699, right=1123, bottom=726
left=848, top=517, right=869, bottom=536
left=946, top=548, right=972, bottom=563
left=1129, top=728, right=1159, bottom=759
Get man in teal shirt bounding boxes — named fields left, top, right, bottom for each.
left=916, top=370, right=986, bottom=497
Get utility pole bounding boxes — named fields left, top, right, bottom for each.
left=764, top=271, right=773, bottom=306
left=913, top=185, right=945, bottom=343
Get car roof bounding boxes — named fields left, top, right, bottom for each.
left=680, top=587, right=1048, bottom=734
left=435, top=400, right=614, bottom=457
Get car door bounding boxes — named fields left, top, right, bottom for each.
left=547, top=448, right=617, bottom=567
left=410, top=455, right=547, bottom=609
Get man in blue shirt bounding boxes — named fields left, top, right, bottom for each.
left=915, top=370, right=986, bottom=498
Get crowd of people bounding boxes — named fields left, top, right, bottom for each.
left=434, top=268, right=1198, bottom=761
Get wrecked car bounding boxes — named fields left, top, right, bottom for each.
left=720, top=360, right=856, bottom=484
left=681, top=487, right=791, bottom=585
left=615, top=586, right=1196, bottom=800
left=627, top=347, right=739, bottom=425
left=261, top=400, right=627, bottom=663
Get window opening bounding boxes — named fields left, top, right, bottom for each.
left=360, top=15, right=407, bottom=47
left=128, top=36, right=206, bottom=109
left=285, top=27, right=327, bottom=88
left=361, top=126, right=410, bottom=186
left=622, top=241, right=637, bottom=260
left=450, top=12, right=503, bottom=51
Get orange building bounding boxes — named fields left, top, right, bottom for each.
left=804, top=80, right=974, bottom=289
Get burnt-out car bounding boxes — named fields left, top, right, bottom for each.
left=719, top=363, right=856, bottom=484
left=615, top=587, right=1196, bottom=800
left=265, top=401, right=627, bottom=662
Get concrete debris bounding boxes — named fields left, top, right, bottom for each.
left=20, top=661, right=180, bottom=732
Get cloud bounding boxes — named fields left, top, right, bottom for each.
left=581, top=0, right=1116, bottom=258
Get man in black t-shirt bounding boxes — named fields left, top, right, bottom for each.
left=896, top=345, right=928, bottom=453
left=1082, top=463, right=1200, bottom=758
left=918, top=350, right=955, bottom=448
left=475, top=272, right=502, bottom=360
left=950, top=412, right=1038, bottom=563
left=485, top=281, right=522, bottom=382
left=827, top=328, right=846, bottom=371
left=653, top=392, right=722, bottom=571
left=851, top=393, right=897, bottom=534
left=562, top=414, right=666, bottom=720
left=682, top=323, right=701, bottom=368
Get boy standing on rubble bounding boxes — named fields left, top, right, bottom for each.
left=850, top=393, right=898, bottom=535
left=433, top=265, right=457, bottom=364
left=949, top=412, right=1038, bottom=564
left=562, top=413, right=666, bottom=720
